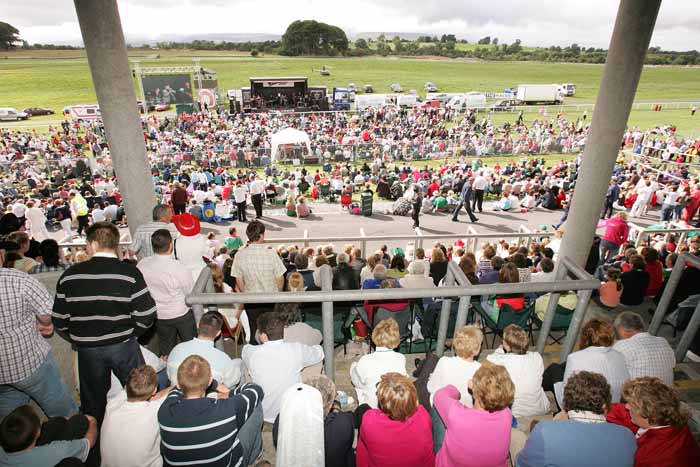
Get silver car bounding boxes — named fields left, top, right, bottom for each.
left=424, top=82, right=438, bottom=92
left=390, top=83, right=403, bottom=93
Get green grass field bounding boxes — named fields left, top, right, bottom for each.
left=1, top=50, right=699, bottom=134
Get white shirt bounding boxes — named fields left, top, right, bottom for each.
left=92, top=208, right=106, bottom=223
left=168, top=338, right=242, bottom=389
left=137, top=254, right=194, bottom=320
left=555, top=346, right=630, bottom=407
left=399, top=274, right=436, bottom=289
left=426, top=356, right=481, bottom=406
left=487, top=348, right=551, bottom=417
left=242, top=339, right=324, bottom=422
left=613, top=332, right=675, bottom=386
left=531, top=270, right=556, bottom=282
left=249, top=179, right=265, bottom=196
left=100, top=390, right=164, bottom=467
left=12, top=202, right=26, bottom=217
left=350, top=347, right=407, bottom=409
left=104, top=204, right=118, bottom=221
left=174, top=234, right=209, bottom=281
left=473, top=175, right=487, bottom=190
left=233, top=185, right=248, bottom=203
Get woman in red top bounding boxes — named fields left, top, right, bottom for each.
left=642, top=247, right=663, bottom=297
left=607, top=377, right=700, bottom=467
left=357, top=373, right=434, bottom=467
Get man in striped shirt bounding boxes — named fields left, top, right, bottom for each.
left=158, top=355, right=264, bottom=467
left=52, top=222, right=157, bottom=424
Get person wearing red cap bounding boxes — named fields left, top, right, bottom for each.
left=171, top=213, right=209, bottom=283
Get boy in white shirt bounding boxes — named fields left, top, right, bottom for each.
left=101, top=365, right=171, bottom=467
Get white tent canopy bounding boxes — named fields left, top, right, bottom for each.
left=270, top=128, right=312, bottom=161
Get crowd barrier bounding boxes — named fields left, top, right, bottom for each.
left=627, top=222, right=700, bottom=248
left=186, top=240, right=598, bottom=382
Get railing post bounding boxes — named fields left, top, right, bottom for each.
left=467, top=226, right=478, bottom=254
left=535, top=261, right=567, bottom=354
left=320, top=265, right=336, bottom=381
left=559, top=288, right=594, bottom=362
left=436, top=269, right=455, bottom=357
left=415, top=227, right=424, bottom=251
left=674, top=300, right=700, bottom=362
left=649, top=254, right=687, bottom=335
left=303, top=229, right=309, bottom=249
left=360, top=228, right=367, bottom=259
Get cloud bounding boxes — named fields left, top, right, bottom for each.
left=4, top=0, right=699, bottom=50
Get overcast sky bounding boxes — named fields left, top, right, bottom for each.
left=3, top=0, right=699, bottom=50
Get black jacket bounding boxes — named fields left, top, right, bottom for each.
left=333, top=263, right=360, bottom=290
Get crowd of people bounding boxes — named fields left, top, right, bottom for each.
left=2, top=202, right=700, bottom=465
left=2, top=106, right=700, bottom=466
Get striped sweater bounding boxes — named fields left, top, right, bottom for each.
left=52, top=256, right=156, bottom=346
left=158, top=383, right=264, bottom=467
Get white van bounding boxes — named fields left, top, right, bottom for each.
left=446, top=92, right=487, bottom=111
left=396, top=95, right=420, bottom=107
left=63, top=104, right=101, bottom=121
left=355, top=94, right=393, bottom=111
left=0, top=108, right=30, bottom=121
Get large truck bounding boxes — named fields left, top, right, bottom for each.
left=446, top=92, right=487, bottom=111
left=516, top=84, right=563, bottom=104
left=332, top=87, right=351, bottom=111
left=355, top=94, right=394, bottom=111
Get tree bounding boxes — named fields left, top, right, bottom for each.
left=492, top=37, right=498, bottom=46
left=478, top=36, right=491, bottom=45
left=354, top=38, right=368, bottom=49
left=392, top=36, right=403, bottom=53
left=0, top=22, right=20, bottom=50
left=280, top=20, right=349, bottom=56
left=250, top=49, right=259, bottom=57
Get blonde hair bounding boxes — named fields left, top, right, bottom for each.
left=287, top=272, right=305, bottom=292
left=372, top=318, right=400, bottom=348
left=453, top=325, right=483, bottom=359
left=431, top=247, right=446, bottom=263
left=376, top=373, right=418, bottom=422
left=177, top=355, right=211, bottom=396
left=503, top=324, right=529, bottom=355
left=472, top=365, right=515, bottom=412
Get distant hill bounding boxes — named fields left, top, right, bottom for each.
left=125, top=33, right=281, bottom=46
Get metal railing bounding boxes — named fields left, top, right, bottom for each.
left=649, top=253, right=700, bottom=362
left=186, top=252, right=599, bottom=381
left=627, top=222, right=700, bottom=248
left=260, top=224, right=554, bottom=259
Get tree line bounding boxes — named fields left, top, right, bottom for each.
left=2, top=19, right=698, bottom=65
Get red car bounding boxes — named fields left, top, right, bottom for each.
left=23, top=107, right=55, bottom=116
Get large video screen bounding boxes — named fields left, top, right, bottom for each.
left=142, top=74, right=194, bottom=105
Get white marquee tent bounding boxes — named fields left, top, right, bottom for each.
left=270, top=128, right=312, bottom=161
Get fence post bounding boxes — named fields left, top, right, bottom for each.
left=535, top=264, right=566, bottom=354
left=436, top=268, right=455, bottom=357
left=360, top=228, right=367, bottom=258
left=320, top=265, right=336, bottom=381
left=467, top=226, right=478, bottom=254
left=649, top=254, right=687, bottom=335
left=674, top=300, right=700, bottom=362
left=415, top=227, right=424, bottom=251
left=303, top=229, right=309, bottom=249
left=559, top=288, right=594, bottom=362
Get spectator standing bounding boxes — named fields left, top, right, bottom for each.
left=0, top=246, right=78, bottom=418
left=472, top=171, right=487, bottom=213
left=137, top=229, right=196, bottom=356
left=451, top=177, right=478, bottom=223
left=52, top=222, right=156, bottom=423
left=171, top=213, right=209, bottom=282
left=233, top=180, right=248, bottom=222
left=600, top=212, right=629, bottom=263
left=69, top=190, right=90, bottom=237
left=249, top=175, right=266, bottom=219
left=171, top=183, right=188, bottom=215
left=130, top=204, right=180, bottom=260
left=231, top=220, right=286, bottom=339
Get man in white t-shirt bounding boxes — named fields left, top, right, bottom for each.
left=471, top=171, right=488, bottom=213
left=233, top=181, right=249, bottom=222
left=249, top=175, right=266, bottom=218
left=101, top=365, right=170, bottom=467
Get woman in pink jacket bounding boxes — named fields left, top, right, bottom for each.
left=434, top=365, right=515, bottom=467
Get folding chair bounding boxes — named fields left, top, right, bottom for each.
left=474, top=301, right=534, bottom=348
left=529, top=305, right=574, bottom=345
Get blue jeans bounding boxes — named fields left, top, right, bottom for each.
left=660, top=204, right=674, bottom=222
left=599, top=240, right=620, bottom=264
left=237, top=404, right=263, bottom=466
left=0, top=352, right=78, bottom=418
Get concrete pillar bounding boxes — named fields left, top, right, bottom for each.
left=557, top=0, right=661, bottom=267
left=73, top=0, right=157, bottom=236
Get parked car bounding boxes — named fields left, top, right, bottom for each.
left=363, top=84, right=374, bottom=93
left=23, top=107, right=54, bottom=116
left=424, top=82, right=438, bottom=92
left=490, top=99, right=516, bottom=112
left=0, top=108, right=30, bottom=121
left=347, top=83, right=357, bottom=93
left=390, top=83, right=403, bottom=93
